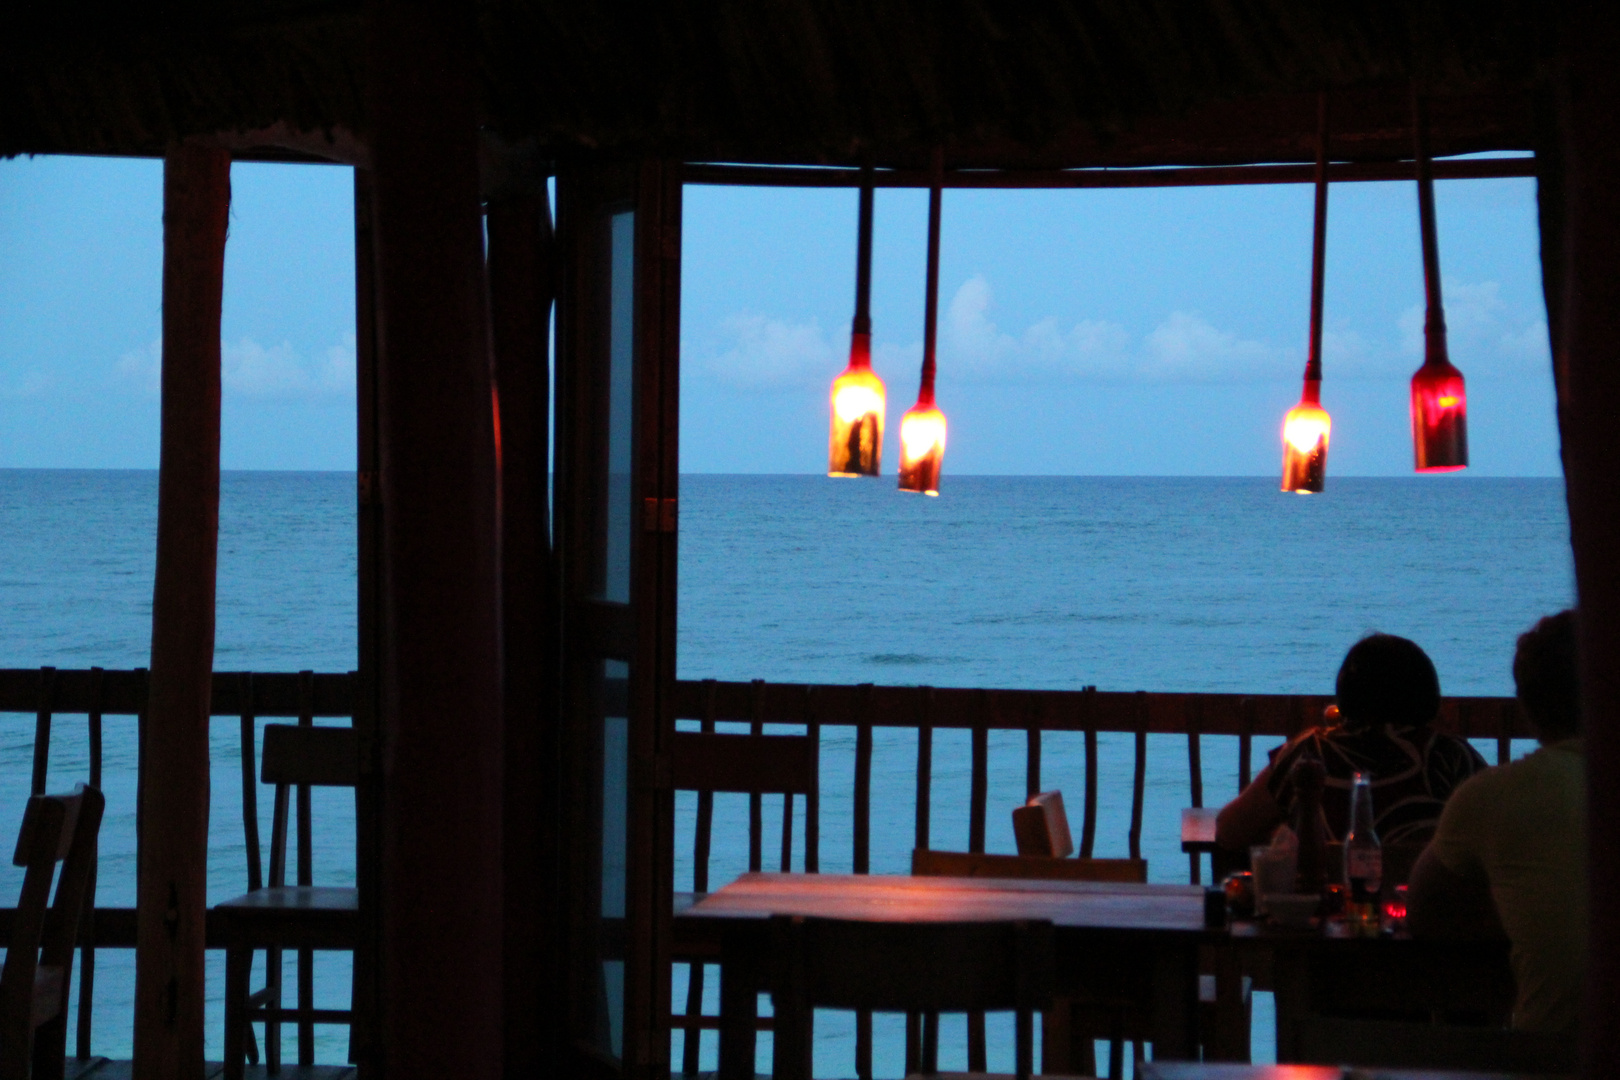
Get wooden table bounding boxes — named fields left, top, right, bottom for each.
left=1142, top=1063, right=1552, bottom=1080
left=676, top=871, right=1214, bottom=1080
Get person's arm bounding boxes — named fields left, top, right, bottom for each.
left=1215, top=763, right=1285, bottom=852
left=1407, top=844, right=1504, bottom=938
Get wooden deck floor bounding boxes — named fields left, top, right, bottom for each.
left=65, top=1060, right=355, bottom=1080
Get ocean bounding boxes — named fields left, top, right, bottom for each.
left=0, top=469, right=1575, bottom=1071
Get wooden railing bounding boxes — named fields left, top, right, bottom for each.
left=671, top=679, right=1526, bottom=874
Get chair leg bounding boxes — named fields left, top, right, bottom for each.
left=266, top=945, right=283, bottom=1071
left=298, top=946, right=314, bottom=1065
left=31, top=1009, right=68, bottom=1080
left=226, top=946, right=250, bottom=1080
left=681, top=963, right=706, bottom=1076
left=1015, top=1007, right=1033, bottom=1080
left=967, top=1010, right=987, bottom=1073
left=856, top=1009, right=872, bottom=1080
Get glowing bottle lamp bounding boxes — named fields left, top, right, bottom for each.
left=899, top=149, right=948, bottom=496
left=1282, top=381, right=1331, bottom=493
left=828, top=336, right=885, bottom=476
left=1409, top=86, right=1469, bottom=473
left=898, top=391, right=946, bottom=495
left=829, top=170, right=885, bottom=477
left=1280, top=92, right=1333, bottom=495
left=1411, top=358, right=1467, bottom=471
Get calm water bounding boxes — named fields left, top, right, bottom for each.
left=0, top=469, right=1575, bottom=1069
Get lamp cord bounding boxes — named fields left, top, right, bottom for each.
left=919, top=147, right=944, bottom=404
left=1305, top=91, right=1329, bottom=385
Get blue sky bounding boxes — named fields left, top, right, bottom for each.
left=1, top=154, right=1558, bottom=474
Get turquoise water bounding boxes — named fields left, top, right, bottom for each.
left=0, top=469, right=1575, bottom=1070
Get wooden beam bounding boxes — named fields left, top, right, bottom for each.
left=681, top=156, right=1537, bottom=190
left=367, top=2, right=504, bottom=1077
left=1554, top=12, right=1620, bottom=1074
left=485, top=170, right=560, bottom=1077
left=133, top=142, right=229, bottom=1080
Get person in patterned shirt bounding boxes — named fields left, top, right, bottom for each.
left=1216, top=632, right=1488, bottom=851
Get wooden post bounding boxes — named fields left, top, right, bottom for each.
left=1555, top=13, right=1620, bottom=1074
left=367, top=2, right=504, bottom=1077
left=133, top=142, right=229, bottom=1080
left=485, top=167, right=559, bottom=1076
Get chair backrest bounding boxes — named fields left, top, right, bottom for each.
left=0, top=784, right=105, bottom=1076
left=246, top=723, right=358, bottom=891
left=1294, top=1016, right=1575, bottom=1074
left=672, top=730, right=819, bottom=882
left=912, top=847, right=1147, bottom=884
left=767, top=916, right=1053, bottom=1080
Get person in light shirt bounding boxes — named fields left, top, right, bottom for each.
left=1409, top=610, right=1586, bottom=1034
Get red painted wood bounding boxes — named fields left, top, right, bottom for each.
left=367, top=3, right=503, bottom=1076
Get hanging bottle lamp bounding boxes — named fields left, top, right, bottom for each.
left=1409, top=87, right=1469, bottom=472
left=898, top=149, right=947, bottom=495
left=1281, top=93, right=1334, bottom=494
left=828, top=163, right=886, bottom=477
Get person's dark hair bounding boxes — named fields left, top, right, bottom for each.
left=1334, top=633, right=1441, bottom=729
left=1514, top=610, right=1581, bottom=741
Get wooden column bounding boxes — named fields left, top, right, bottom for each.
left=485, top=173, right=560, bottom=1076
left=367, top=3, right=504, bottom=1078
left=1555, top=12, right=1620, bottom=1075
left=133, top=143, right=230, bottom=1080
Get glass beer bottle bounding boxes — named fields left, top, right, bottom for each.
left=1343, top=771, right=1382, bottom=935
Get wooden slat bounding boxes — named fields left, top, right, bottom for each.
left=748, top=679, right=764, bottom=874
left=803, top=685, right=819, bottom=875
left=664, top=679, right=1527, bottom=740
left=914, top=687, right=933, bottom=853
left=32, top=666, right=56, bottom=795
left=1025, top=697, right=1041, bottom=799
left=969, top=692, right=989, bottom=855
left=0, top=669, right=356, bottom=718
left=1239, top=696, right=1255, bottom=790
left=853, top=683, right=873, bottom=875
left=1129, top=694, right=1147, bottom=863
left=1186, top=698, right=1204, bottom=884
left=1081, top=689, right=1098, bottom=860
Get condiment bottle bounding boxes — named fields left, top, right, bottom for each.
left=1292, top=756, right=1329, bottom=897
left=1343, top=770, right=1383, bottom=935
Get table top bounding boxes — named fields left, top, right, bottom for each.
left=1142, top=1064, right=1556, bottom=1080
left=683, top=871, right=1209, bottom=932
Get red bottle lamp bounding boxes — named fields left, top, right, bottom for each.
left=899, top=150, right=947, bottom=496
left=829, top=166, right=886, bottom=477
left=1282, top=92, right=1333, bottom=495
left=1409, top=87, right=1468, bottom=473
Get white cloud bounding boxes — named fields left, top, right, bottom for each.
left=115, top=335, right=356, bottom=400
left=0, top=370, right=52, bottom=400
left=699, top=314, right=836, bottom=389
left=940, top=275, right=1282, bottom=384
left=1397, top=281, right=1550, bottom=375
left=1140, top=311, right=1290, bottom=382
left=117, top=339, right=162, bottom=395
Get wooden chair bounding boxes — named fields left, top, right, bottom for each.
left=911, top=847, right=1144, bottom=1078
left=1293, top=1016, right=1574, bottom=1073
left=0, top=784, right=105, bottom=1080
left=766, top=916, right=1055, bottom=1080
left=1273, top=935, right=1522, bottom=1068
left=215, top=722, right=359, bottom=1080
left=670, top=728, right=818, bottom=1076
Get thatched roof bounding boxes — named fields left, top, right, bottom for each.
left=2, top=1, right=1550, bottom=166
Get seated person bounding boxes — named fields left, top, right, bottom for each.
left=1409, top=611, right=1586, bottom=1033
left=1216, top=632, right=1486, bottom=851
